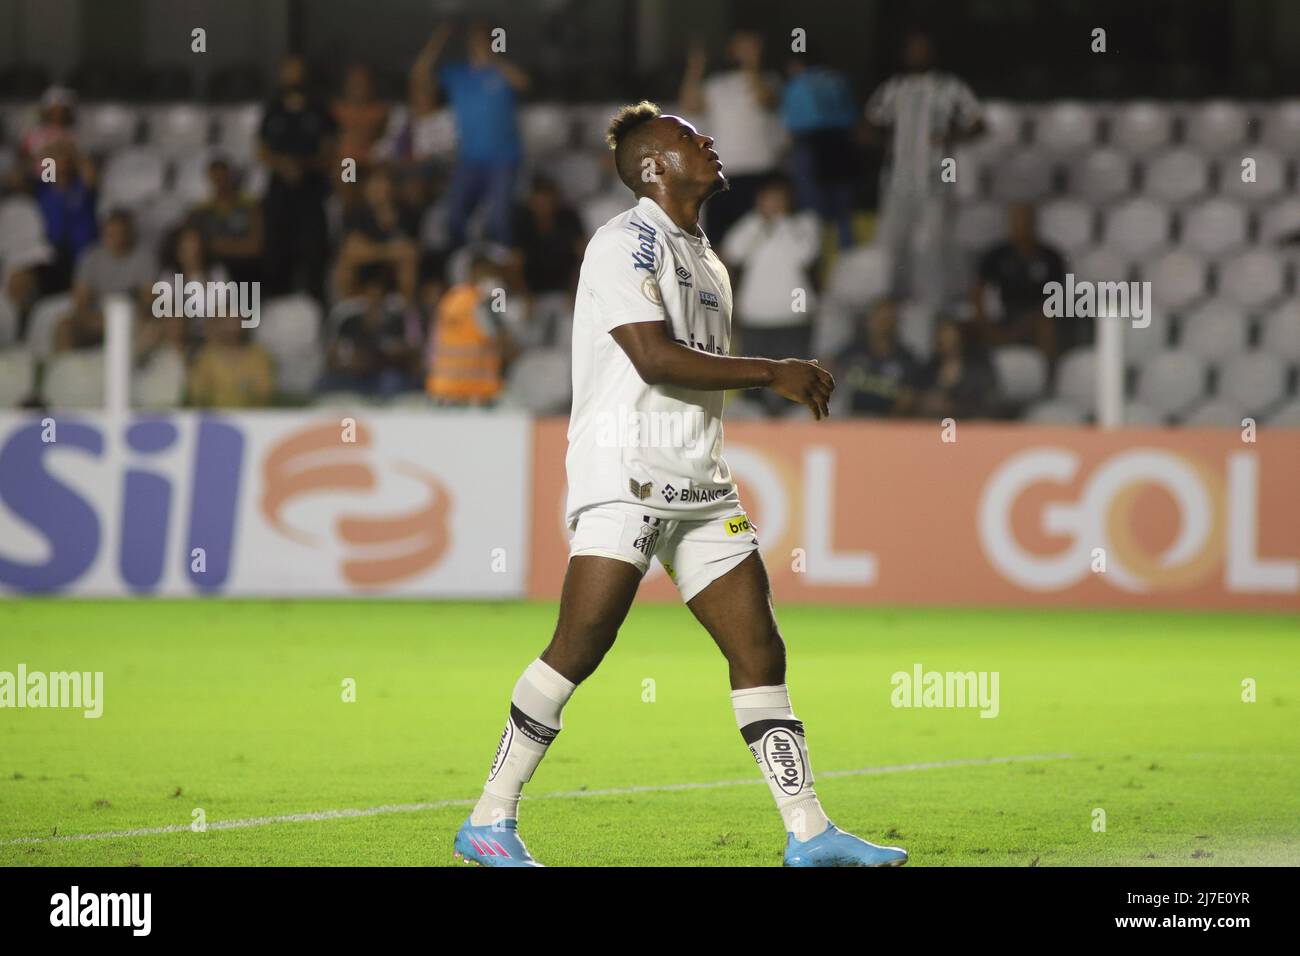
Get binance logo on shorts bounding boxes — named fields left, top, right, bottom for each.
left=629, top=478, right=653, bottom=500
left=724, top=514, right=754, bottom=537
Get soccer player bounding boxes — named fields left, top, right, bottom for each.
left=453, top=101, right=907, bottom=868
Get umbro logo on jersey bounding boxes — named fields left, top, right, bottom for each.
left=629, top=478, right=653, bottom=500
left=698, top=290, right=719, bottom=311
left=676, top=266, right=693, bottom=286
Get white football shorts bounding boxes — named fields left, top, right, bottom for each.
left=568, top=503, right=760, bottom=603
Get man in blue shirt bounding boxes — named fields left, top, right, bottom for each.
left=781, top=56, right=860, bottom=248
left=417, top=20, right=530, bottom=248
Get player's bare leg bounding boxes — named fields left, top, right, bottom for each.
left=687, top=552, right=908, bottom=866
left=454, top=555, right=642, bottom=866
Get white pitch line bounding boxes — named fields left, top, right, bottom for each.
left=1, top=752, right=1071, bottom=847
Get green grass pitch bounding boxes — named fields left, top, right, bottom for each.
left=1, top=600, right=1297, bottom=866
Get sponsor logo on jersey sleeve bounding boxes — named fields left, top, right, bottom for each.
left=641, top=274, right=662, bottom=305
left=629, top=478, right=653, bottom=500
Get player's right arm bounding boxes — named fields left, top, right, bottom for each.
left=611, top=321, right=834, bottom=420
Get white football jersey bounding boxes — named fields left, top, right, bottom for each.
left=565, top=195, right=742, bottom=528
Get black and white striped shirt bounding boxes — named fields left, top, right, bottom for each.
left=866, top=71, right=981, bottom=193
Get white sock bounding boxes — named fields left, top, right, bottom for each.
left=732, top=683, right=831, bottom=842
left=470, top=658, right=576, bottom=827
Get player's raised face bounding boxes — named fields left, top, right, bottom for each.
left=650, top=115, right=726, bottom=192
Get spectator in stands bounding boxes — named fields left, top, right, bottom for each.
left=187, top=315, right=275, bottom=408
left=832, top=298, right=922, bottom=417
left=510, top=174, right=584, bottom=349
left=416, top=20, right=529, bottom=249
left=782, top=54, right=860, bottom=248
left=333, top=164, right=421, bottom=304
left=971, top=202, right=1069, bottom=361
left=332, top=64, right=389, bottom=169
left=322, top=263, right=422, bottom=398
left=32, top=138, right=98, bottom=292
left=189, top=157, right=264, bottom=285
left=722, top=173, right=820, bottom=376
left=20, top=86, right=79, bottom=178
left=0, top=193, right=55, bottom=341
left=680, top=31, right=783, bottom=246
left=916, top=318, right=999, bottom=419
left=425, top=252, right=518, bottom=406
left=150, top=223, right=230, bottom=356
left=865, top=30, right=984, bottom=310
left=54, top=209, right=155, bottom=352
left=259, top=54, right=337, bottom=300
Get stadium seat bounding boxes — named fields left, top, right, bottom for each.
left=1073, top=246, right=1129, bottom=285
left=1217, top=351, right=1288, bottom=415
left=1024, top=398, right=1086, bottom=424
left=25, top=293, right=74, bottom=360
left=1033, top=101, right=1097, bottom=154
left=1123, top=401, right=1165, bottom=426
left=990, top=148, right=1055, bottom=203
left=1218, top=250, right=1286, bottom=310
left=76, top=103, right=140, bottom=153
left=520, top=104, right=572, bottom=155
left=1122, top=309, right=1172, bottom=368
left=131, top=348, right=186, bottom=408
left=1143, top=148, right=1209, bottom=205
left=1037, top=199, right=1094, bottom=253
left=214, top=104, right=262, bottom=163
left=991, top=345, right=1047, bottom=403
left=1144, top=249, right=1207, bottom=311
left=1135, top=349, right=1207, bottom=417
left=954, top=201, right=1007, bottom=252
left=1176, top=298, right=1249, bottom=362
left=136, top=191, right=190, bottom=244
left=172, top=149, right=216, bottom=205
left=1055, top=346, right=1096, bottom=411
left=1260, top=302, right=1300, bottom=362
left=0, top=349, right=34, bottom=407
left=1184, top=100, right=1250, bottom=154
left=547, top=150, right=606, bottom=204
left=1218, top=147, right=1286, bottom=204
left=42, top=349, right=105, bottom=408
left=1102, top=198, right=1170, bottom=258
left=98, top=145, right=166, bottom=210
left=1259, top=196, right=1300, bottom=244
left=577, top=104, right=621, bottom=151
left=501, top=347, right=570, bottom=414
left=1261, top=100, right=1300, bottom=153
left=1180, top=198, right=1248, bottom=258
left=1182, top=398, right=1246, bottom=427
left=147, top=104, right=212, bottom=157
left=969, top=101, right=1023, bottom=159
left=255, top=295, right=323, bottom=397
left=826, top=244, right=891, bottom=310
left=897, top=300, right=935, bottom=361
left=1110, top=101, right=1173, bottom=155
left=1266, top=399, right=1300, bottom=427
left=1066, top=149, right=1133, bottom=204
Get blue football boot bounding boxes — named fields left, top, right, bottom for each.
left=453, top=816, right=543, bottom=867
left=783, top=821, right=908, bottom=867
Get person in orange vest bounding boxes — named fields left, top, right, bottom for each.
left=425, top=253, right=519, bottom=405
